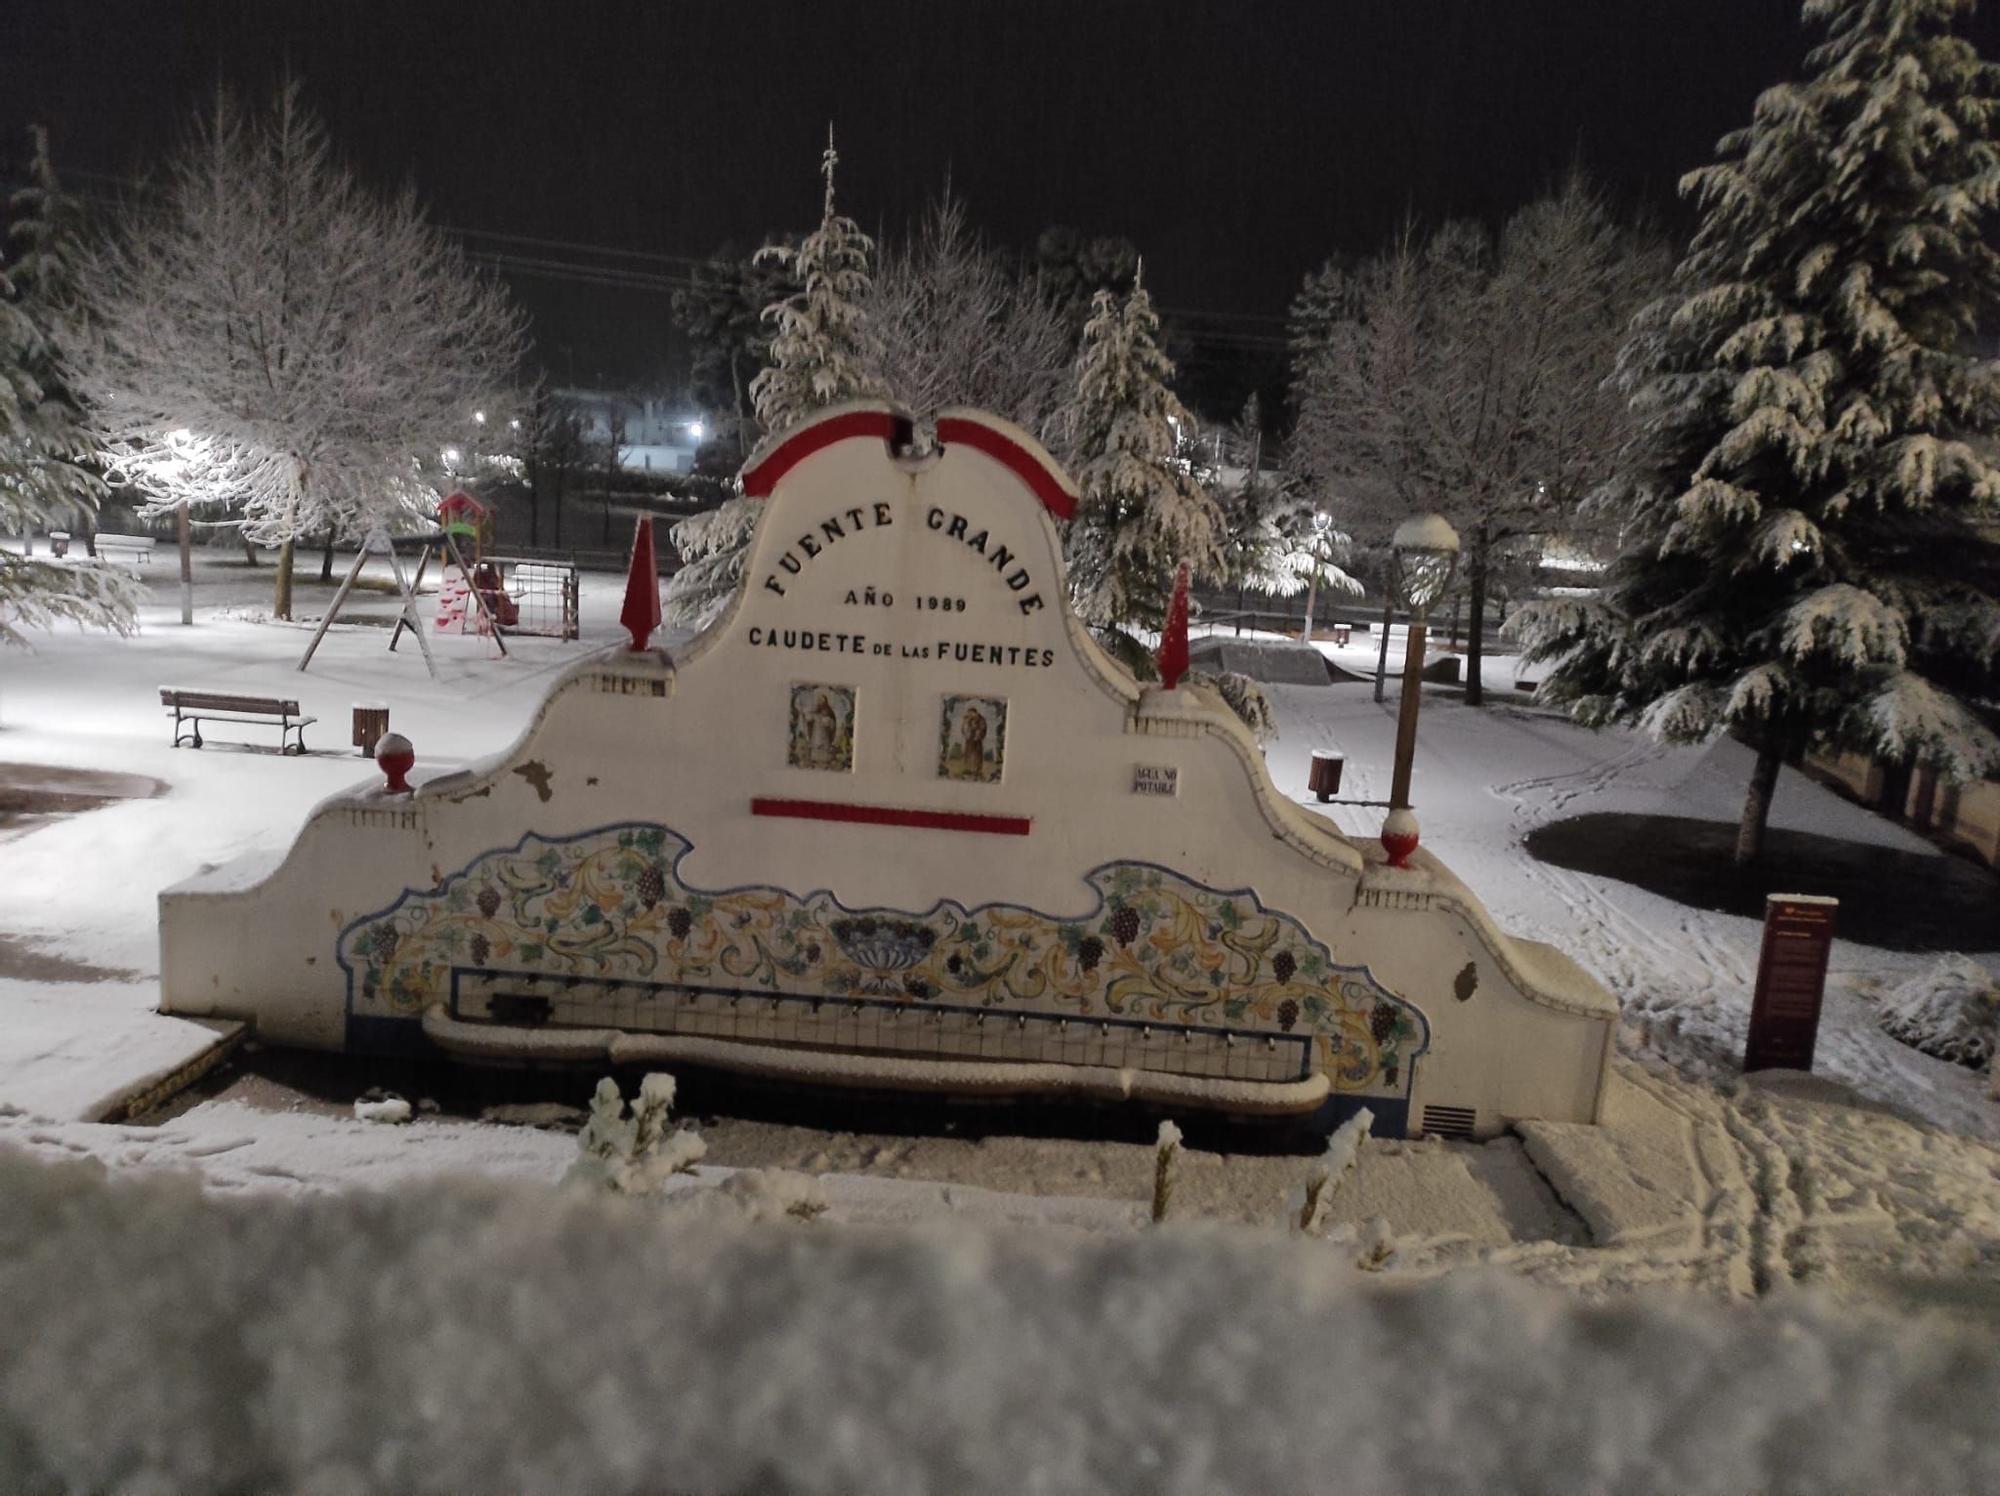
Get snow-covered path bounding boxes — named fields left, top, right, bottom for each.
left=1258, top=681, right=1998, bottom=1142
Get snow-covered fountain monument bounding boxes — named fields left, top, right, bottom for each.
left=159, top=403, right=1614, bottom=1138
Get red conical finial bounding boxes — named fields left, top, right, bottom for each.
left=621, top=516, right=662, bottom=651
left=1157, top=562, right=1190, bottom=689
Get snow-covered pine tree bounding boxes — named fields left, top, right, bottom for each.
left=1063, top=267, right=1226, bottom=671
left=1514, top=0, right=2000, bottom=863
left=748, top=127, right=887, bottom=434
left=663, top=128, right=886, bottom=628
left=0, top=128, right=135, bottom=647
left=1214, top=394, right=1286, bottom=589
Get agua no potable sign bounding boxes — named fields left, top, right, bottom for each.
left=158, top=403, right=1615, bottom=1139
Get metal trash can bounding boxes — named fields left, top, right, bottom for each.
left=352, top=703, right=391, bottom=758
left=1333, top=623, right=1352, bottom=646
left=1308, top=750, right=1345, bottom=802
left=48, top=532, right=69, bottom=558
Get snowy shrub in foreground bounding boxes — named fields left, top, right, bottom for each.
left=1878, top=957, right=2000, bottom=1071
left=565, top=1073, right=706, bottom=1195
left=3, top=1148, right=2000, bottom=1495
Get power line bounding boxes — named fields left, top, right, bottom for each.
left=13, top=173, right=1296, bottom=355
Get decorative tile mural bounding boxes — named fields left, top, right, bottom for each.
left=788, top=683, right=855, bottom=771
left=939, top=694, right=1006, bottom=783
left=337, top=823, right=1427, bottom=1098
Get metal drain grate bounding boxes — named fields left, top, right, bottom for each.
left=1421, top=1104, right=1478, bottom=1139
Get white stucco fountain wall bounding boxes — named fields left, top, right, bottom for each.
left=159, top=402, right=1615, bottom=1138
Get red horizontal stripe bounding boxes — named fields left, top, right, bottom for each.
left=741, top=410, right=902, bottom=497
left=751, top=797, right=1032, bottom=836
left=935, top=416, right=1078, bottom=521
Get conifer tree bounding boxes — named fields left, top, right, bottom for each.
left=1063, top=267, right=1226, bottom=669
left=748, top=127, right=886, bottom=433
left=1515, top=0, right=2000, bottom=863
left=664, top=128, right=885, bottom=628
left=0, top=128, right=135, bottom=647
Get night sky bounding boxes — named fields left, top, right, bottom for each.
left=9, top=0, right=2000, bottom=402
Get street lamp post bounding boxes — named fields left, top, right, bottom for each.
left=1381, top=513, right=1460, bottom=868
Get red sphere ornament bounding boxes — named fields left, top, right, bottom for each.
left=1380, top=807, right=1420, bottom=868
left=374, top=731, right=415, bottom=795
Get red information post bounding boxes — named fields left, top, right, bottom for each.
left=1743, top=893, right=1838, bottom=1073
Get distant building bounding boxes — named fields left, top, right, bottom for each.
left=558, top=388, right=702, bottom=476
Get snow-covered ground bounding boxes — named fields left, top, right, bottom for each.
left=0, top=552, right=641, bottom=1116
left=4, top=560, right=2000, bottom=1486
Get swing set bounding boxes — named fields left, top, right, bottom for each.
left=296, top=492, right=577, bottom=679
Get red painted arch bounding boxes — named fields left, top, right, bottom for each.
left=741, top=409, right=904, bottom=498
left=739, top=408, right=1078, bottom=523
left=934, top=416, right=1077, bottom=521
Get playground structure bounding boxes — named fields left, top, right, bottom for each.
left=171, top=403, right=1616, bottom=1140
left=298, top=492, right=581, bottom=678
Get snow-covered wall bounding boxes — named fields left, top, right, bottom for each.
left=12, top=1150, right=1997, bottom=1496
left=159, top=403, right=1614, bottom=1137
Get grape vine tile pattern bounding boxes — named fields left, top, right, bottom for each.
left=338, top=824, right=1427, bottom=1097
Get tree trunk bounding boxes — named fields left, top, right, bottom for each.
left=178, top=501, right=194, bottom=627
left=1735, top=736, right=1787, bottom=865
left=528, top=473, right=541, bottom=549
left=731, top=351, right=753, bottom=459
left=1373, top=595, right=1394, bottom=705
left=1464, top=527, right=1489, bottom=708
left=1300, top=567, right=1319, bottom=644
left=273, top=539, right=296, bottom=621
left=319, top=528, right=336, bottom=583
left=242, top=535, right=259, bottom=567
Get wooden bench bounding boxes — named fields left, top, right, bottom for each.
left=161, top=688, right=316, bottom=754
left=96, top=533, right=158, bottom=567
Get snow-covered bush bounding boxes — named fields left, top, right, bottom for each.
left=1186, top=670, right=1278, bottom=743
left=1295, top=1106, right=1373, bottom=1234
left=1877, top=956, right=1999, bottom=1070
left=1150, top=1118, right=1181, bottom=1224
left=352, top=1094, right=412, bottom=1125
left=565, top=1073, right=707, bottom=1195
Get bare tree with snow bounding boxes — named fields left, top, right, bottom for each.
left=79, top=85, right=525, bottom=620
left=0, top=128, right=135, bottom=647
left=1514, top=0, right=2000, bottom=863
left=865, top=188, right=1073, bottom=451
left=1292, top=178, right=1664, bottom=703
